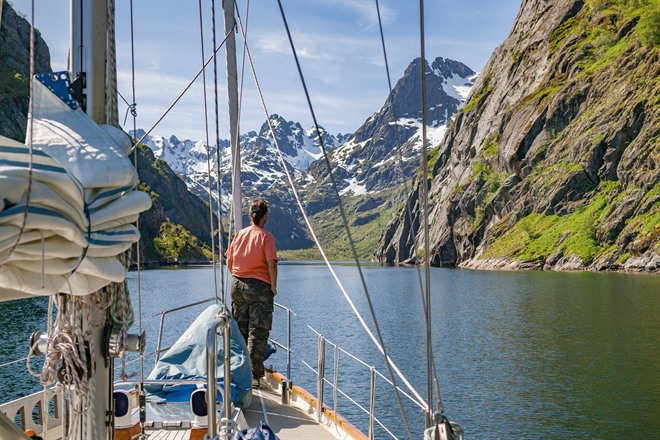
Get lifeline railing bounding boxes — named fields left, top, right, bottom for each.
left=271, top=304, right=427, bottom=440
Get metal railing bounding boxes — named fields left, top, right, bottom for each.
left=269, top=304, right=427, bottom=440
left=205, top=310, right=232, bottom=439
left=0, top=388, right=63, bottom=436
left=155, top=297, right=217, bottom=361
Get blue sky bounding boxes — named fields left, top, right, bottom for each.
left=11, top=0, right=521, bottom=140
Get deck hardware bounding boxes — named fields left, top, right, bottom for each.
left=29, top=332, right=48, bottom=356
left=281, top=380, right=292, bottom=405
left=106, top=325, right=146, bottom=357
left=369, top=367, right=376, bottom=440
left=205, top=311, right=231, bottom=439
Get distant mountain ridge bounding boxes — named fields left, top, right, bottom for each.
left=138, top=56, right=476, bottom=255
left=307, top=57, right=476, bottom=198
left=134, top=116, right=351, bottom=211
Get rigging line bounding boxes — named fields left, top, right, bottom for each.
left=198, top=0, right=220, bottom=303
left=375, top=0, right=445, bottom=418
left=211, top=0, right=226, bottom=306
left=117, top=90, right=137, bottom=126
left=107, top=0, right=118, bottom=126
left=418, top=0, right=445, bottom=422
left=125, top=0, right=148, bottom=428
left=0, top=357, right=29, bottom=369
left=7, top=0, right=36, bottom=261
left=274, top=2, right=416, bottom=439
left=235, top=6, right=420, bottom=435
left=133, top=27, right=234, bottom=148
left=235, top=0, right=251, bottom=250
left=277, top=0, right=418, bottom=438
left=374, top=0, right=427, bottom=311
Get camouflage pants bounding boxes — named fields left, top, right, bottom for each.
left=231, top=276, right=274, bottom=378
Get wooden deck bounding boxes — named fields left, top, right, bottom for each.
left=244, top=386, right=339, bottom=440
left=143, top=373, right=365, bottom=440
left=140, top=388, right=341, bottom=440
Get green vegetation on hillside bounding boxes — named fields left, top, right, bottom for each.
left=461, top=72, right=493, bottom=113
left=0, top=69, right=28, bottom=102
left=483, top=180, right=660, bottom=263
left=552, top=0, right=659, bottom=77
left=279, top=189, right=401, bottom=260
left=154, top=222, right=212, bottom=262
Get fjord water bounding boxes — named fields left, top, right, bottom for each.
left=0, top=265, right=657, bottom=439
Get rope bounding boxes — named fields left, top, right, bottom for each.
left=416, top=0, right=446, bottom=423
left=197, top=0, right=220, bottom=303
left=107, top=0, right=118, bottom=125
left=234, top=9, right=425, bottom=436
left=117, top=90, right=137, bottom=125
left=374, top=0, right=446, bottom=422
left=123, top=0, right=148, bottom=435
left=211, top=0, right=226, bottom=306
left=273, top=2, right=416, bottom=438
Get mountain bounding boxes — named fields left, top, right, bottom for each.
left=138, top=57, right=475, bottom=256
left=375, top=0, right=659, bottom=272
left=136, top=116, right=350, bottom=250
left=302, top=57, right=475, bottom=212
left=135, top=116, right=350, bottom=210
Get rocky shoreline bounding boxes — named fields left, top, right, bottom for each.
left=459, top=253, right=659, bottom=273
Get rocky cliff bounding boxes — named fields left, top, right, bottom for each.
left=0, top=1, right=51, bottom=141
left=375, top=0, right=659, bottom=272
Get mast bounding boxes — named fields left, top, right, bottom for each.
left=70, top=1, right=115, bottom=438
left=224, top=0, right=242, bottom=230
left=221, top=1, right=238, bottom=436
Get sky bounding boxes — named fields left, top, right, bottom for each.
left=10, top=0, right=522, bottom=141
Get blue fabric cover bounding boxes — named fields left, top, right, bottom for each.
left=145, top=304, right=252, bottom=408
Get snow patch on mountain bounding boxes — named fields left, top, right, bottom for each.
left=438, top=71, right=479, bottom=101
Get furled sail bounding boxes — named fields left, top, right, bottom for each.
left=0, top=72, right=151, bottom=300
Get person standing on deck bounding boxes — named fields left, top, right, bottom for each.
left=227, top=199, right=278, bottom=388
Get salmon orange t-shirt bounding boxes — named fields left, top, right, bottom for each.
left=227, top=225, right=277, bottom=285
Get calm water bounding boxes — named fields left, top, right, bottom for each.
left=1, top=264, right=658, bottom=439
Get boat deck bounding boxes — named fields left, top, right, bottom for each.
left=244, top=387, right=338, bottom=440
left=142, top=385, right=341, bottom=440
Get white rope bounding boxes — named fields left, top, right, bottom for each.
left=234, top=13, right=427, bottom=411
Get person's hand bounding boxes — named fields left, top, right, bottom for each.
left=271, top=287, right=277, bottom=296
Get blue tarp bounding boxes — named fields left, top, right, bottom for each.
left=145, top=304, right=252, bottom=408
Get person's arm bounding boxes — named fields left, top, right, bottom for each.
left=268, top=259, right=278, bottom=296
left=227, top=251, right=234, bottom=272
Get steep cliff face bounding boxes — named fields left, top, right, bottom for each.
left=0, top=1, right=51, bottom=141
left=376, top=0, right=659, bottom=272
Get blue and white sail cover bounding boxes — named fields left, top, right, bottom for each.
left=0, top=72, right=151, bottom=300
left=145, top=305, right=253, bottom=409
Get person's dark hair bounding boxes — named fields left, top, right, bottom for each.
left=250, top=199, right=268, bottom=225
